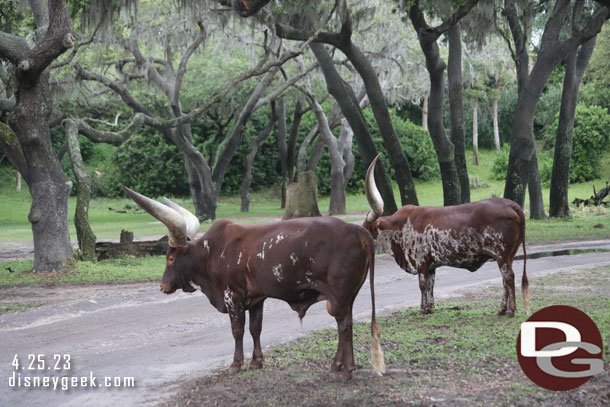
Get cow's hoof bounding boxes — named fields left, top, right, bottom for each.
left=497, top=309, right=507, bottom=316
left=249, top=359, right=264, bottom=369
left=331, top=360, right=343, bottom=372
left=341, top=369, right=352, bottom=380
left=228, top=363, right=242, bottom=374
left=506, top=310, right=515, bottom=318
left=419, top=308, right=434, bottom=315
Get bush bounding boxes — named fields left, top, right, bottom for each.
left=113, top=128, right=190, bottom=197
left=543, top=103, right=610, bottom=183
left=490, top=145, right=510, bottom=181
left=569, top=104, right=610, bottom=182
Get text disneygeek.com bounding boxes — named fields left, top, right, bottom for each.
left=8, top=354, right=135, bottom=391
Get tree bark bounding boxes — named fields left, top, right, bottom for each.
left=409, top=1, right=466, bottom=206
left=550, top=38, right=597, bottom=218
left=65, top=119, right=96, bottom=261
left=493, top=73, right=501, bottom=154
left=309, top=42, right=398, bottom=215
left=528, top=151, right=547, bottom=219
left=283, top=171, right=321, bottom=219
left=472, top=97, right=479, bottom=166
left=0, top=0, right=75, bottom=272
left=422, top=95, right=429, bottom=130
left=275, top=99, right=288, bottom=209
left=305, top=92, right=351, bottom=215
left=448, top=24, right=470, bottom=203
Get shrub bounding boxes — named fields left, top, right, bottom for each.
left=570, top=104, right=610, bottom=182
left=113, top=128, right=190, bottom=197
left=543, top=103, right=610, bottom=183
left=490, top=145, right=510, bottom=181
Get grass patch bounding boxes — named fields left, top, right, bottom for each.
left=0, top=302, right=43, bottom=315
left=0, top=256, right=164, bottom=287
left=163, top=266, right=610, bottom=407
left=1, top=149, right=608, bottom=244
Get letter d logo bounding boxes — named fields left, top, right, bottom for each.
left=517, top=305, right=604, bottom=391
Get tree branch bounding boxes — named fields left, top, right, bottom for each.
left=254, top=61, right=318, bottom=110
left=172, top=21, right=207, bottom=108
left=0, top=95, right=16, bottom=112
left=17, top=0, right=74, bottom=77
left=430, top=0, right=481, bottom=36
left=75, top=63, right=153, bottom=116
left=0, top=32, right=30, bottom=65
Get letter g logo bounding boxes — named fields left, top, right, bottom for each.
left=517, top=305, right=604, bottom=391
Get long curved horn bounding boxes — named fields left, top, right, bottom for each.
left=163, top=197, right=200, bottom=240
left=365, top=153, right=384, bottom=222
left=123, top=187, right=187, bottom=247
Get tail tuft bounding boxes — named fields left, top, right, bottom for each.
left=370, top=319, right=386, bottom=376
left=522, top=276, right=531, bottom=315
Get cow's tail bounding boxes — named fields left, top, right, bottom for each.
left=368, top=240, right=386, bottom=376
left=514, top=202, right=530, bottom=315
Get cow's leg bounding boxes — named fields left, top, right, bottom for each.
left=227, top=302, right=246, bottom=374
left=335, top=312, right=355, bottom=379
left=498, top=262, right=516, bottom=317
left=248, top=300, right=264, bottom=369
left=331, top=338, right=344, bottom=373
left=418, top=268, right=436, bottom=314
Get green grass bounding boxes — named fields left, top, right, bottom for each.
left=0, top=256, right=165, bottom=287
left=1, top=149, right=609, bottom=244
left=0, top=302, right=43, bottom=314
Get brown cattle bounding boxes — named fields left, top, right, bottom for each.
left=362, top=156, right=530, bottom=317
left=123, top=187, right=385, bottom=379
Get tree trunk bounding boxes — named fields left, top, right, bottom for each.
left=0, top=0, right=75, bottom=272
left=493, top=73, right=501, bottom=154
left=502, top=0, right=608, bottom=211
left=305, top=93, right=350, bottom=215
left=282, top=101, right=305, bottom=209
left=275, top=99, right=288, bottom=209
left=309, top=43, right=398, bottom=215
left=448, top=24, right=470, bottom=203
left=283, top=171, right=321, bottom=219
left=410, top=7, right=461, bottom=206
left=422, top=95, right=429, bottom=130
left=550, top=38, right=597, bottom=218
left=240, top=113, right=277, bottom=212
left=528, top=151, right=547, bottom=219
left=472, top=97, right=479, bottom=166
left=65, top=119, right=96, bottom=261
left=10, top=73, right=73, bottom=272
left=340, top=41, right=419, bottom=206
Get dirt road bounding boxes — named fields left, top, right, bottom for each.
left=1, top=241, right=609, bottom=407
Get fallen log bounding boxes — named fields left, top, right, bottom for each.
left=95, top=235, right=168, bottom=261
left=572, top=181, right=610, bottom=207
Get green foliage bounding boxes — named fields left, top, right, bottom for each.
left=490, top=144, right=510, bottom=181
left=535, top=74, right=563, bottom=140
left=568, top=104, right=610, bottom=182
left=543, top=103, right=610, bottom=183
left=113, top=127, right=189, bottom=197
left=537, top=150, right=554, bottom=187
